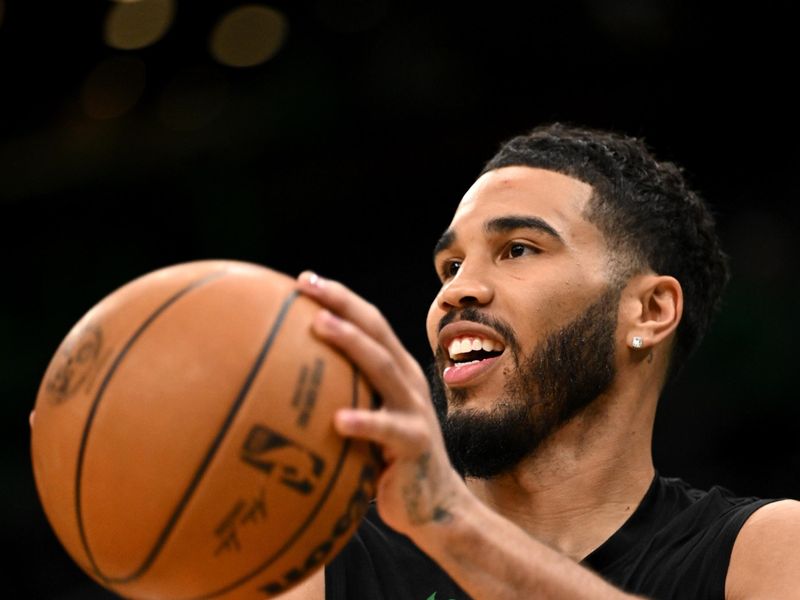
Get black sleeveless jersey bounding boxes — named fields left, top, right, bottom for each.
left=325, top=474, right=776, bottom=600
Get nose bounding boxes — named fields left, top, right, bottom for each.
left=437, top=263, right=494, bottom=310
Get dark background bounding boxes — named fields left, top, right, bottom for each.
left=2, top=0, right=798, bottom=597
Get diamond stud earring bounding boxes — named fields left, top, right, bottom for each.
left=631, top=336, right=644, bottom=349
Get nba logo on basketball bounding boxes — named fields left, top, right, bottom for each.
left=241, top=424, right=326, bottom=495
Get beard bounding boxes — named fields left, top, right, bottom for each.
left=429, top=288, right=620, bottom=479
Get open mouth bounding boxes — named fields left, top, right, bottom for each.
left=446, top=336, right=505, bottom=367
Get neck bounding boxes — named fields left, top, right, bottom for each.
left=465, top=382, right=657, bottom=561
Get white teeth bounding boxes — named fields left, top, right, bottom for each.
left=447, top=335, right=505, bottom=359
left=448, top=340, right=460, bottom=357
left=456, top=359, right=480, bottom=367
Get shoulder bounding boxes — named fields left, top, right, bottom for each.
left=592, top=476, right=778, bottom=598
left=726, top=499, right=800, bottom=600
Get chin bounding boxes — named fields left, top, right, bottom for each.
left=445, top=385, right=503, bottom=413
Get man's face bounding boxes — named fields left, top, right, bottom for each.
left=425, top=166, right=622, bottom=477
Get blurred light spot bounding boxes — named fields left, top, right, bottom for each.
left=158, top=67, right=228, bottom=131
left=210, top=5, right=287, bottom=68
left=104, top=0, right=175, bottom=50
left=314, top=0, right=387, bottom=33
left=82, top=56, right=146, bottom=120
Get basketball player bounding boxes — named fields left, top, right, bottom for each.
left=283, top=124, right=800, bottom=599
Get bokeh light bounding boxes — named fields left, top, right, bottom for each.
left=210, top=5, right=287, bottom=68
left=81, top=56, right=147, bottom=120
left=158, top=67, right=228, bottom=131
left=104, top=0, right=176, bottom=50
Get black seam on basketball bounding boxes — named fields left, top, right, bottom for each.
left=194, top=365, right=364, bottom=600
left=105, top=288, right=299, bottom=585
left=75, top=270, right=292, bottom=584
left=75, top=269, right=229, bottom=583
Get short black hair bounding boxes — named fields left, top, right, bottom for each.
left=481, top=123, right=729, bottom=378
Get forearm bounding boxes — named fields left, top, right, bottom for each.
left=408, top=491, right=643, bottom=600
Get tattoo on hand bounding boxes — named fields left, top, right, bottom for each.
left=402, top=453, right=452, bottom=525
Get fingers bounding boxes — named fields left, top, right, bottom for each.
left=296, top=271, right=428, bottom=388
left=312, top=307, right=429, bottom=411
left=295, top=272, right=467, bottom=538
left=335, top=408, right=431, bottom=457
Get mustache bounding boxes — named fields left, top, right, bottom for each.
left=437, top=307, right=520, bottom=355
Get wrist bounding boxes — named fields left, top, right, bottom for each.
left=402, top=474, right=477, bottom=552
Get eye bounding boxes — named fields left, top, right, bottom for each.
left=504, top=242, right=539, bottom=259
left=439, top=259, right=461, bottom=280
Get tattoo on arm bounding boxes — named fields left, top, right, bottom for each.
left=402, top=453, right=453, bottom=525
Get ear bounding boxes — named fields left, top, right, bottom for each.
left=621, top=274, right=683, bottom=351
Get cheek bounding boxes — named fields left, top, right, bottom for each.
left=503, top=285, right=573, bottom=351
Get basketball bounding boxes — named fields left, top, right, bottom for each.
left=30, top=260, right=380, bottom=599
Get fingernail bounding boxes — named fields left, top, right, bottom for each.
left=308, top=272, right=324, bottom=288
left=335, top=409, right=358, bottom=432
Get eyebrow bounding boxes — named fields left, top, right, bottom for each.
left=433, top=214, right=563, bottom=259
left=433, top=229, right=456, bottom=259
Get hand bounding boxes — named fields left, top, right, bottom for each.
left=296, top=272, right=469, bottom=538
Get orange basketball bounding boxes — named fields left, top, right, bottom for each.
left=31, top=260, right=379, bottom=599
